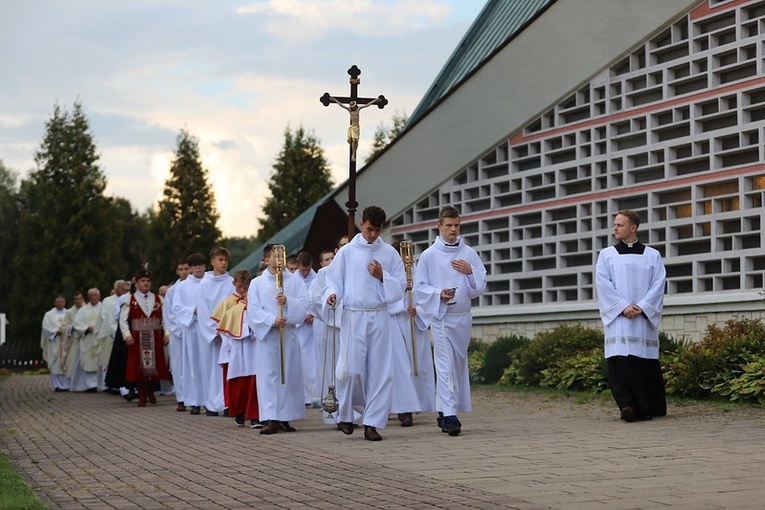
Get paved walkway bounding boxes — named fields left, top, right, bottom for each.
left=2, top=376, right=765, bottom=509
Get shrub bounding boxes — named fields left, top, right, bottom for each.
left=483, top=334, right=529, bottom=384
left=664, top=316, right=765, bottom=399
left=539, top=347, right=608, bottom=392
left=468, top=348, right=486, bottom=385
left=504, top=324, right=603, bottom=386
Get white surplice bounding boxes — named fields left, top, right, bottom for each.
left=41, top=307, right=69, bottom=390
left=172, top=275, right=205, bottom=407
left=322, top=233, right=406, bottom=429
left=248, top=269, right=307, bottom=422
left=295, top=268, right=319, bottom=405
left=163, top=280, right=184, bottom=403
left=414, top=235, right=486, bottom=417
left=70, top=302, right=102, bottom=392
left=198, top=272, right=235, bottom=413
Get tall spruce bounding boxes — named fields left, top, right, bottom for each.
left=257, top=126, right=333, bottom=241
left=0, top=160, right=19, bottom=316
left=366, top=111, right=408, bottom=163
left=149, top=129, right=221, bottom=284
left=10, top=102, right=122, bottom=343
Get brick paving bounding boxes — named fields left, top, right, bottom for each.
left=2, top=375, right=765, bottom=509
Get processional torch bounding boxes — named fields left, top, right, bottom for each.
left=399, top=240, right=419, bottom=376
left=273, top=244, right=287, bottom=384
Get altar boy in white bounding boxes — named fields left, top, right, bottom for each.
left=248, top=244, right=308, bottom=435
left=415, top=206, right=486, bottom=437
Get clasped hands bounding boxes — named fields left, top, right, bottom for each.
left=622, top=304, right=643, bottom=319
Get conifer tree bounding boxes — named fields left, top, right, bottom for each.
left=10, top=102, right=122, bottom=342
left=366, top=111, right=408, bottom=163
left=0, top=161, right=19, bottom=316
left=149, top=129, right=221, bottom=284
left=257, top=126, right=334, bottom=242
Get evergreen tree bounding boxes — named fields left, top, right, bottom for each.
left=0, top=160, right=19, bottom=315
left=10, top=102, right=122, bottom=343
left=366, top=111, right=408, bottom=163
left=149, top=129, right=221, bottom=284
left=257, top=126, right=334, bottom=241
left=111, top=197, right=150, bottom=280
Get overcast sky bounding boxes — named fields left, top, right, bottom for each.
left=0, top=0, right=485, bottom=237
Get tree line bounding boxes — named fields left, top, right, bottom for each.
left=0, top=101, right=406, bottom=359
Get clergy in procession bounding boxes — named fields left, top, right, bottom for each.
left=323, top=206, right=407, bottom=442
left=70, top=288, right=103, bottom=392
left=217, top=270, right=260, bottom=428
left=105, top=280, right=137, bottom=400
left=248, top=244, right=308, bottom=435
left=61, top=292, right=84, bottom=385
left=198, top=247, right=235, bottom=417
left=41, top=296, right=70, bottom=392
left=295, top=250, right=320, bottom=408
left=414, top=206, right=487, bottom=437
left=163, top=259, right=190, bottom=411
left=596, top=210, right=667, bottom=422
left=96, top=279, right=128, bottom=392
left=172, top=252, right=207, bottom=415
left=119, top=268, right=170, bottom=407
left=388, top=240, right=436, bottom=427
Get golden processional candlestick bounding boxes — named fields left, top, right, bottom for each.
left=273, top=244, right=287, bottom=384
left=399, top=240, right=419, bottom=376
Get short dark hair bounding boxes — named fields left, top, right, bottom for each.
left=297, top=251, right=313, bottom=267
left=263, top=244, right=274, bottom=260
left=187, top=252, right=206, bottom=267
left=362, top=205, right=386, bottom=227
left=233, top=269, right=252, bottom=284
left=175, top=258, right=189, bottom=268
left=616, top=209, right=641, bottom=228
left=438, top=206, right=460, bottom=224
left=210, top=247, right=230, bottom=259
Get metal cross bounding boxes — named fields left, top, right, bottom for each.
left=321, top=65, right=388, bottom=241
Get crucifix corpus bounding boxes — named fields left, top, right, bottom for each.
left=321, top=65, right=388, bottom=240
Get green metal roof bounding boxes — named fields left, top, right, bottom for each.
left=231, top=200, right=322, bottom=274
left=407, top=0, right=555, bottom=127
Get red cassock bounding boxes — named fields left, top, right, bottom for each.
left=125, top=293, right=170, bottom=382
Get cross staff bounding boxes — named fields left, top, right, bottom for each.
left=321, top=65, right=388, bottom=241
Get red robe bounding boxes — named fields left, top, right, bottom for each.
left=125, top=293, right=170, bottom=382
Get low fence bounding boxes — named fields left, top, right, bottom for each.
left=0, top=341, right=45, bottom=371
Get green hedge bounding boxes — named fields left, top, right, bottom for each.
left=473, top=317, right=765, bottom=405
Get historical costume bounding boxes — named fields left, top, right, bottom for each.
left=119, top=279, right=170, bottom=406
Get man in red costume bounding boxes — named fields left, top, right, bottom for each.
left=119, top=268, right=170, bottom=407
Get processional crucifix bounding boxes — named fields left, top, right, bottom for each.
left=321, top=65, right=388, bottom=240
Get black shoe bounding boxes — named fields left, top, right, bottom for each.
left=235, top=414, right=245, bottom=427
left=437, top=412, right=444, bottom=431
left=398, top=413, right=413, bottom=427
left=364, top=425, right=382, bottom=441
left=280, top=421, right=296, bottom=432
left=442, top=415, right=461, bottom=436
left=84, top=387, right=97, bottom=393
left=205, top=410, right=219, bottom=417
left=223, top=409, right=230, bottom=417
left=250, top=419, right=264, bottom=429
left=338, top=422, right=354, bottom=435
left=124, top=390, right=136, bottom=402
left=620, top=406, right=636, bottom=423
left=54, top=388, right=69, bottom=392
left=190, top=406, right=201, bottom=415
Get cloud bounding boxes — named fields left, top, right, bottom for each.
left=236, top=0, right=450, bottom=42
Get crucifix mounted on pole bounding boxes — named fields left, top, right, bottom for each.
left=321, top=65, right=388, bottom=241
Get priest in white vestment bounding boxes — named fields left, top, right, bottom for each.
left=70, top=288, right=102, bottom=392
left=414, top=206, right=486, bottom=437
left=596, top=209, right=667, bottom=422
left=248, top=248, right=308, bottom=434
left=41, top=296, right=69, bottom=391
left=96, top=280, right=127, bottom=391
